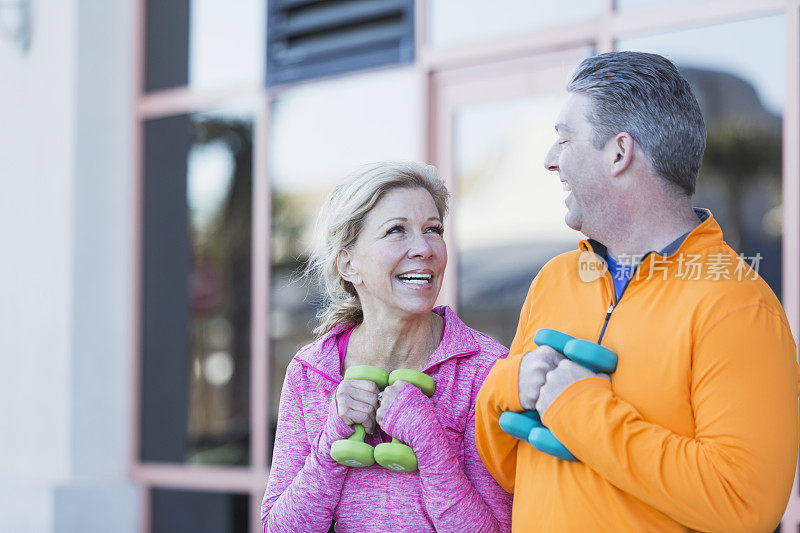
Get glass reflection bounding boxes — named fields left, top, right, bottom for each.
left=187, top=112, right=253, bottom=466
left=615, top=0, right=699, bottom=12
left=188, top=0, right=264, bottom=89
left=453, top=96, right=576, bottom=346
left=617, top=15, right=784, bottom=296
left=268, top=69, right=419, bottom=436
left=140, top=110, right=253, bottom=466
left=428, top=0, right=599, bottom=47
left=144, top=0, right=264, bottom=92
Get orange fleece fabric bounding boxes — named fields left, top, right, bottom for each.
left=475, top=209, right=799, bottom=532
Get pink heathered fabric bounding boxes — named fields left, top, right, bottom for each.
left=261, top=306, right=512, bottom=532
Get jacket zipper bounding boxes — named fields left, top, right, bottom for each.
left=593, top=220, right=696, bottom=344
left=596, top=257, right=641, bottom=345
left=597, top=302, right=615, bottom=344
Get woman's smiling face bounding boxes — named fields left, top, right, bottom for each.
left=339, top=187, right=447, bottom=321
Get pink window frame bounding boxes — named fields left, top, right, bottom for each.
left=129, top=0, right=800, bottom=531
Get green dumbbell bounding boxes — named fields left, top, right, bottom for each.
left=373, top=369, right=436, bottom=473
left=330, top=365, right=389, bottom=468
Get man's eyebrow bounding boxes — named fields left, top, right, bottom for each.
left=555, top=122, right=570, bottom=133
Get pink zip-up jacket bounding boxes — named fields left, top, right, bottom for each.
left=261, top=306, right=512, bottom=532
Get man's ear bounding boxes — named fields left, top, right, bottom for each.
left=609, top=132, right=635, bottom=177
left=337, top=248, right=360, bottom=285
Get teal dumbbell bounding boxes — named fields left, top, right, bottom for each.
left=373, top=369, right=436, bottom=473
left=330, top=365, right=390, bottom=468
left=499, top=328, right=617, bottom=461
left=499, top=329, right=576, bottom=458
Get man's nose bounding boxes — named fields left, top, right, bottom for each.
left=544, top=143, right=559, bottom=171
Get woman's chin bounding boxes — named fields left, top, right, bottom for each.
left=406, top=303, right=438, bottom=316
left=390, top=299, right=439, bottom=320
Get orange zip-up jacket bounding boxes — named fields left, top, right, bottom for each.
left=475, top=209, right=799, bottom=532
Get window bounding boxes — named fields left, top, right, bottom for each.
left=618, top=14, right=785, bottom=296
left=140, top=109, right=254, bottom=466
left=144, top=0, right=264, bottom=92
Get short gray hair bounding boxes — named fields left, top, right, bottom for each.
left=307, top=161, right=450, bottom=336
left=567, top=51, right=706, bottom=195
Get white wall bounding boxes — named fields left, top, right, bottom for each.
left=0, top=0, right=76, bottom=529
left=0, top=0, right=138, bottom=530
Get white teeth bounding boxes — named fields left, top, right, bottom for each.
left=397, top=274, right=432, bottom=284
left=562, top=182, right=572, bottom=192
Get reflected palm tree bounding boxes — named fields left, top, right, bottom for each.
left=700, top=120, right=781, bottom=250
left=187, top=117, right=253, bottom=465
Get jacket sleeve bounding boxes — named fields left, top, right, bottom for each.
left=261, top=367, right=353, bottom=532
left=474, top=278, right=537, bottom=492
left=381, top=383, right=513, bottom=533
left=542, top=303, right=799, bottom=532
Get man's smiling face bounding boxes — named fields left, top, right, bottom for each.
left=544, top=92, right=612, bottom=238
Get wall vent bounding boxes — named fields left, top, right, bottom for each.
left=267, top=0, right=414, bottom=86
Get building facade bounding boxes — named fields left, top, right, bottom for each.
left=2, top=0, right=799, bottom=531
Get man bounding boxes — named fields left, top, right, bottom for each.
left=475, top=51, right=799, bottom=531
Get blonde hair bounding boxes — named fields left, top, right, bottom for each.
left=306, top=161, right=450, bottom=336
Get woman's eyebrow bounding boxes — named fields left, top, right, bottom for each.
left=380, top=216, right=442, bottom=226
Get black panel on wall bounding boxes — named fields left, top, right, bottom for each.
left=151, top=489, right=249, bottom=533
left=145, top=0, right=190, bottom=92
left=141, top=114, right=193, bottom=462
left=267, top=0, right=415, bottom=86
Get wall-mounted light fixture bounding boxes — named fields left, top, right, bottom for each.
left=0, top=0, right=31, bottom=52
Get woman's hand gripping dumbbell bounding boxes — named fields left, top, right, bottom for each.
left=330, top=365, right=389, bottom=468
left=373, top=369, right=436, bottom=473
left=499, top=329, right=617, bottom=461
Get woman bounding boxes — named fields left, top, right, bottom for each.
left=261, top=162, right=512, bottom=532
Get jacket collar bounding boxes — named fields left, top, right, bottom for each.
left=423, top=305, right=482, bottom=371
left=580, top=208, right=716, bottom=261
left=577, top=208, right=726, bottom=288
left=578, top=207, right=724, bottom=261
left=293, top=305, right=481, bottom=385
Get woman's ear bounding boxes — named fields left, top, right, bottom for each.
left=337, top=248, right=360, bottom=285
left=609, top=132, right=634, bottom=177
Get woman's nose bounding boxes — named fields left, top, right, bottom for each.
left=408, top=232, right=434, bottom=258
